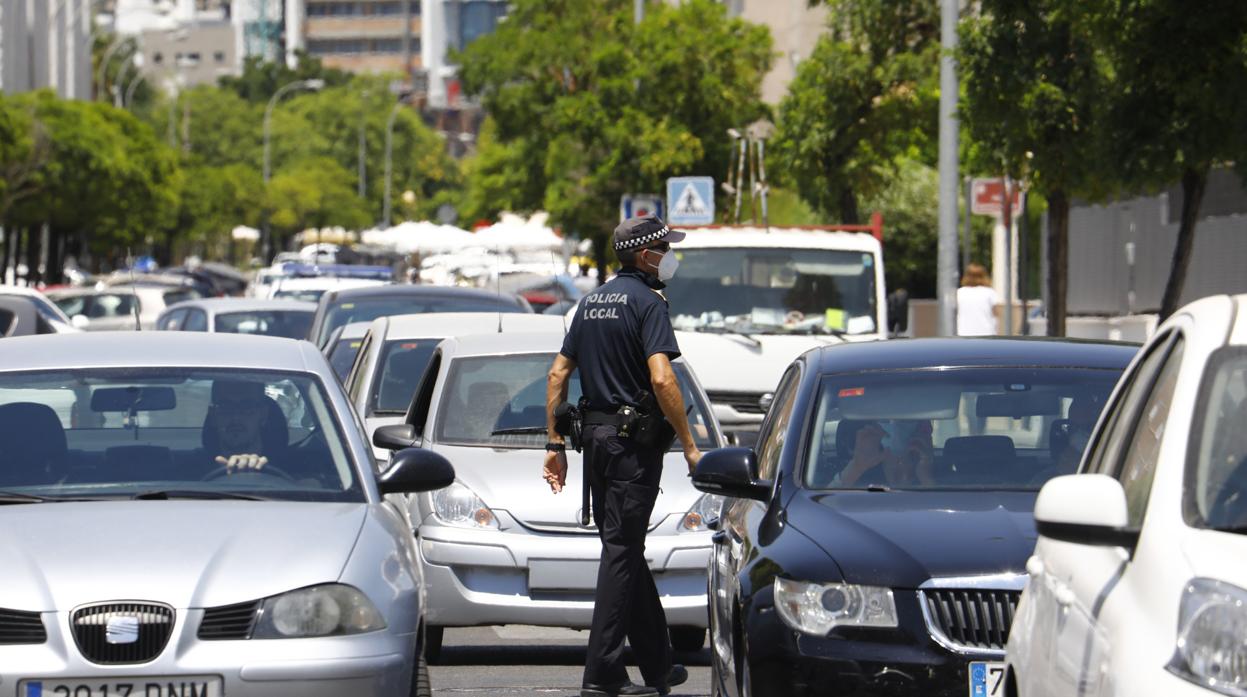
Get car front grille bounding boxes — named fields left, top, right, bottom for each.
left=0, top=607, right=46, bottom=644
left=198, top=600, right=260, bottom=640
left=71, top=602, right=175, bottom=665
left=706, top=391, right=768, bottom=415
left=920, top=588, right=1020, bottom=653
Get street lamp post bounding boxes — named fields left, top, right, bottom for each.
left=382, top=100, right=405, bottom=228
left=96, top=38, right=133, bottom=101
left=261, top=78, right=326, bottom=261
left=123, top=72, right=146, bottom=108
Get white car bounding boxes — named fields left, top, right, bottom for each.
left=267, top=276, right=390, bottom=303
left=0, top=286, right=79, bottom=334
left=1006, top=293, right=1247, bottom=697
left=343, top=312, right=567, bottom=460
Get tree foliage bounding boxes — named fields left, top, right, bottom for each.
left=457, top=0, right=771, bottom=273
left=773, top=0, right=939, bottom=225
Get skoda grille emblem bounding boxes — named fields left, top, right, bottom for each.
left=105, top=615, right=140, bottom=645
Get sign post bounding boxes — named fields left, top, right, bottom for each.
left=666, top=177, right=715, bottom=226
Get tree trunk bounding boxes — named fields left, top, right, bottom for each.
left=1159, top=167, right=1208, bottom=321
left=839, top=187, right=860, bottom=225
left=26, top=226, right=41, bottom=287
left=1046, top=190, right=1069, bottom=337
left=593, top=234, right=608, bottom=287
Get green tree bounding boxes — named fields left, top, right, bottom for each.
left=175, top=163, right=265, bottom=260
left=0, top=95, right=48, bottom=226
left=458, top=0, right=771, bottom=275
left=267, top=156, right=372, bottom=246
left=1096, top=0, right=1247, bottom=319
left=219, top=52, right=353, bottom=103
left=773, top=0, right=939, bottom=224
left=960, top=0, right=1110, bottom=336
left=860, top=157, right=938, bottom=297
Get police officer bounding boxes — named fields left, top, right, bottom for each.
left=544, top=215, right=703, bottom=697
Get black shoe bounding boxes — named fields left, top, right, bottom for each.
left=580, top=680, right=660, bottom=697
left=654, top=664, right=689, bottom=696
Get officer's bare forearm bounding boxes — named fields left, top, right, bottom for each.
left=547, top=354, right=576, bottom=443
left=647, top=354, right=697, bottom=452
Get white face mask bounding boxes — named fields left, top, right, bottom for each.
left=650, top=249, right=679, bottom=281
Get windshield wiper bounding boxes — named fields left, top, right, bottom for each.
left=490, top=426, right=548, bottom=435
left=694, top=326, right=763, bottom=348
left=132, top=490, right=268, bottom=501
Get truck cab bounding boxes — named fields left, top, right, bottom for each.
left=664, top=227, right=888, bottom=445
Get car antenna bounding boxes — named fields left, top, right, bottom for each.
left=127, top=247, right=141, bottom=331
left=495, top=243, right=503, bottom=333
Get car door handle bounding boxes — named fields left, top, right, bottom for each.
left=1026, top=555, right=1045, bottom=577
left=712, top=531, right=728, bottom=545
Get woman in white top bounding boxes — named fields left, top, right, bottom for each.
left=956, top=263, right=999, bottom=336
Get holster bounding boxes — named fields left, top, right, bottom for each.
left=553, top=401, right=584, bottom=453
left=632, top=391, right=677, bottom=451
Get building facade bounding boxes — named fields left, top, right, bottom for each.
left=1, top=0, right=94, bottom=99
left=718, top=0, right=828, bottom=105
left=285, top=0, right=421, bottom=75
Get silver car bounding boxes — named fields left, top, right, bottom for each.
left=154, top=298, right=317, bottom=339
left=343, top=313, right=568, bottom=460
left=370, top=332, right=725, bottom=661
left=0, top=332, right=453, bottom=697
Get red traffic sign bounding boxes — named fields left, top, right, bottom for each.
left=971, top=178, right=1023, bottom=218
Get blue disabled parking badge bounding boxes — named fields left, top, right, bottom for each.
left=25, top=683, right=42, bottom=697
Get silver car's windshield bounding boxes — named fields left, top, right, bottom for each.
left=0, top=368, right=364, bottom=502
left=804, top=367, right=1122, bottom=491
left=1187, top=349, right=1247, bottom=534
left=664, top=248, right=879, bottom=336
left=434, top=352, right=716, bottom=450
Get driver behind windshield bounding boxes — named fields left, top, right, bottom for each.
left=836, top=419, right=935, bottom=487
left=201, top=380, right=286, bottom=475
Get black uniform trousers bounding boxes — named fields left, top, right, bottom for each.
left=581, top=424, right=672, bottom=688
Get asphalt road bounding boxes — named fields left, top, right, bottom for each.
left=429, top=626, right=713, bottom=696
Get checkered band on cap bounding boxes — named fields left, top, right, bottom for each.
left=614, top=225, right=671, bottom=251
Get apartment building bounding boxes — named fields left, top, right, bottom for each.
left=286, top=0, right=421, bottom=74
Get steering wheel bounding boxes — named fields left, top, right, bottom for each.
left=201, top=464, right=296, bottom=482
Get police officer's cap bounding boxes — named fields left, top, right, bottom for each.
left=613, top=215, right=686, bottom=252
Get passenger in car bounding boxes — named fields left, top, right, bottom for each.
left=836, top=419, right=935, bottom=487
left=199, top=380, right=288, bottom=476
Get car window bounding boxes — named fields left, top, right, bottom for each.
left=1113, top=338, right=1184, bottom=527
left=88, top=294, right=136, bottom=319
left=329, top=338, right=364, bottom=381
left=182, top=309, right=208, bottom=332
left=802, top=367, right=1124, bottom=490
left=434, top=353, right=715, bottom=450
left=1187, top=348, right=1247, bottom=532
left=215, top=310, right=314, bottom=339
left=756, top=366, right=801, bottom=481
left=158, top=309, right=187, bottom=331
left=0, top=368, right=363, bottom=502
left=163, top=289, right=198, bottom=306
left=370, top=339, right=442, bottom=415
left=1083, top=333, right=1175, bottom=477
left=53, top=296, right=87, bottom=318
left=0, top=308, right=13, bottom=336
left=346, top=333, right=374, bottom=403
left=317, top=295, right=525, bottom=345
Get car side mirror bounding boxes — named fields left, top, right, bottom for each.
left=1034, top=474, right=1139, bottom=549
left=692, top=447, right=772, bottom=501
left=379, top=448, right=455, bottom=494
left=71, top=315, right=91, bottom=330
left=373, top=423, right=417, bottom=451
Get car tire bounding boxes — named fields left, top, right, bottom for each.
left=425, top=625, right=445, bottom=664
left=670, top=626, right=706, bottom=652
left=411, top=655, right=432, bottom=697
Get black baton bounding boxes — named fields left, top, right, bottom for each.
left=581, top=458, right=591, bottom=526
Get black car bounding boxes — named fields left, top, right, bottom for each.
left=306, top=284, right=533, bottom=347
left=691, top=338, right=1137, bottom=697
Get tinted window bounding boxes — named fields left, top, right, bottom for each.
left=329, top=338, right=364, bottom=381
left=1115, top=336, right=1184, bottom=526
left=159, top=309, right=187, bottom=331
left=163, top=289, right=198, bottom=306
left=183, top=309, right=208, bottom=332
left=1188, top=348, right=1247, bottom=532
left=88, top=294, right=136, bottom=319
left=1084, top=335, right=1175, bottom=476
left=53, top=295, right=87, bottom=318
left=435, top=353, right=714, bottom=450
left=803, top=367, right=1123, bottom=490
left=371, top=339, right=441, bottom=415
left=0, top=369, right=363, bottom=502
left=756, top=367, right=801, bottom=481
left=215, top=310, right=314, bottom=339
left=0, top=308, right=13, bottom=336
left=317, top=295, right=524, bottom=345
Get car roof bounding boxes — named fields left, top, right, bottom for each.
left=0, top=332, right=326, bottom=373
left=326, top=284, right=521, bottom=305
left=808, top=337, right=1138, bottom=374
left=676, top=228, right=882, bottom=253
left=440, top=331, right=687, bottom=365
left=0, top=285, right=52, bottom=299
left=378, top=312, right=566, bottom=341
left=164, top=298, right=317, bottom=314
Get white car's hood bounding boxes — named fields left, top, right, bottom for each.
left=431, top=444, right=701, bottom=534
left=675, top=330, right=854, bottom=394
left=1182, top=526, right=1247, bottom=586
left=2, top=501, right=367, bottom=611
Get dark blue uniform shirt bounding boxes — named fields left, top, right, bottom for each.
left=560, top=268, right=681, bottom=411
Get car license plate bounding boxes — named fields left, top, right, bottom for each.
left=20, top=676, right=223, bottom=697
left=969, top=662, right=1006, bottom=697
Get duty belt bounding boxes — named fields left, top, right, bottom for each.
left=581, top=410, right=633, bottom=428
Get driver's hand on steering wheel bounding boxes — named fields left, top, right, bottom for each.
left=215, top=454, right=268, bottom=473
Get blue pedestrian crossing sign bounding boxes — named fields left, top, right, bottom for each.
left=666, top=176, right=715, bottom=225
left=619, top=194, right=665, bottom=222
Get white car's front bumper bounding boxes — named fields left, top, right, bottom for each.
left=417, top=516, right=712, bottom=629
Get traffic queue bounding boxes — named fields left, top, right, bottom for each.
left=0, top=235, right=1244, bottom=697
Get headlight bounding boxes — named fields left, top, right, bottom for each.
left=773, top=577, right=898, bottom=636
left=431, top=481, right=498, bottom=529
left=1167, top=578, right=1247, bottom=696
left=679, top=493, right=725, bottom=532
left=252, top=584, right=385, bottom=639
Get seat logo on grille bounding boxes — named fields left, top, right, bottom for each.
left=105, top=616, right=140, bottom=645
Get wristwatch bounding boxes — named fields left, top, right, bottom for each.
left=545, top=442, right=566, bottom=453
